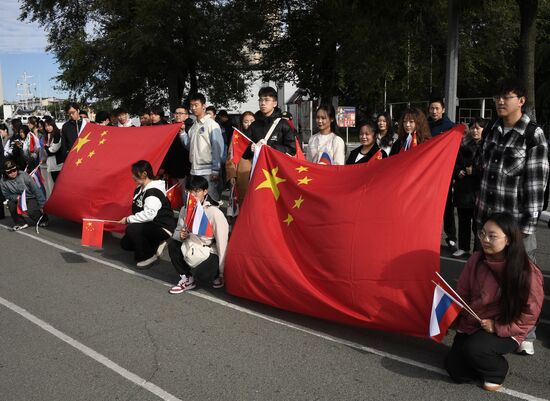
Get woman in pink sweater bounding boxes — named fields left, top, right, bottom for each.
left=444, top=212, right=544, bottom=391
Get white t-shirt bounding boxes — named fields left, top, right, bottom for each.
left=306, top=133, right=346, bottom=165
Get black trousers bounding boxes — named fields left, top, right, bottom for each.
left=7, top=198, right=42, bottom=226
left=168, top=239, right=219, bottom=287
left=445, top=331, right=517, bottom=385
left=120, top=222, right=171, bottom=262
left=444, top=186, right=456, bottom=242
left=457, top=208, right=476, bottom=252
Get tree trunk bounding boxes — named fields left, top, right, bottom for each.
left=517, top=0, right=537, bottom=121
left=167, top=69, right=186, bottom=112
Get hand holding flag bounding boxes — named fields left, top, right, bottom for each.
left=184, top=193, right=214, bottom=237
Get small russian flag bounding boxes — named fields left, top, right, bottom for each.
left=29, top=133, right=41, bottom=153
left=185, top=194, right=214, bottom=237
left=30, top=168, right=47, bottom=197
left=17, top=190, right=28, bottom=215
left=318, top=149, right=332, bottom=165
left=429, top=285, right=463, bottom=342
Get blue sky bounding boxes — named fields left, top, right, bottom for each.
left=0, top=1, right=65, bottom=102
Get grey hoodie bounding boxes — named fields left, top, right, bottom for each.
left=0, top=170, right=46, bottom=207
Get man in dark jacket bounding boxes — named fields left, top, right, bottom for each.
left=429, top=97, right=457, bottom=249
left=61, top=102, right=83, bottom=162
left=428, top=97, right=455, bottom=137
left=243, top=86, right=296, bottom=160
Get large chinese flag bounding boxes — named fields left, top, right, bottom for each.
left=45, top=124, right=181, bottom=232
left=225, top=126, right=463, bottom=337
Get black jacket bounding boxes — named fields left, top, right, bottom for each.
left=131, top=185, right=176, bottom=231
left=346, top=143, right=387, bottom=165
left=243, top=108, right=296, bottom=159
left=45, top=131, right=67, bottom=165
left=452, top=138, right=483, bottom=209
left=61, top=119, right=82, bottom=162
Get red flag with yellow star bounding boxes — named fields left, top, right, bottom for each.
left=81, top=219, right=105, bottom=248
left=231, top=128, right=252, bottom=165
left=45, top=123, right=181, bottom=232
left=225, top=126, right=464, bottom=337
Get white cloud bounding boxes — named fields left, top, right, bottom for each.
left=0, top=0, right=49, bottom=53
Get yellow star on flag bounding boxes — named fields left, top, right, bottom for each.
left=298, top=176, right=312, bottom=185
left=76, top=158, right=83, bottom=166
left=255, top=166, right=286, bottom=200
left=283, top=213, right=294, bottom=226
left=100, top=130, right=108, bottom=137
left=73, top=133, right=91, bottom=153
left=99, top=138, right=107, bottom=145
left=296, top=166, right=308, bottom=173
left=293, top=196, right=304, bottom=209
left=86, top=222, right=94, bottom=231
left=88, top=150, right=95, bottom=158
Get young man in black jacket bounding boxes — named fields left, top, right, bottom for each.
left=61, top=102, right=83, bottom=161
left=243, top=86, right=296, bottom=160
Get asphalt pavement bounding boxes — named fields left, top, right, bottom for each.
left=0, top=215, right=548, bottom=401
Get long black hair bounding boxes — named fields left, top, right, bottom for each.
left=316, top=104, right=338, bottom=134
left=482, top=213, right=533, bottom=324
left=375, top=112, right=394, bottom=148
left=131, top=160, right=154, bottom=180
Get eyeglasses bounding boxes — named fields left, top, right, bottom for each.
left=492, top=95, right=518, bottom=103
left=477, top=230, right=506, bottom=242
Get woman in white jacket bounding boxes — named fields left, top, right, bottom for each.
left=168, top=175, right=229, bottom=294
left=306, top=104, right=345, bottom=165
left=118, top=160, right=176, bottom=268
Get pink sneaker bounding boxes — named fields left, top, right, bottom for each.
left=169, top=276, right=196, bottom=294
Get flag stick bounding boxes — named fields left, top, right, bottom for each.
left=435, top=272, right=482, bottom=322
left=83, top=218, right=121, bottom=223
left=431, top=280, right=481, bottom=322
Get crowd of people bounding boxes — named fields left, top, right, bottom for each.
left=1, top=79, right=549, bottom=391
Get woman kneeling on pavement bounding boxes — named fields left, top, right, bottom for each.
left=444, top=212, right=543, bottom=391
left=0, top=159, right=46, bottom=230
left=168, top=175, right=229, bottom=294
left=118, top=160, right=175, bottom=268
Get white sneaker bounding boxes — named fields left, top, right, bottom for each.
left=516, top=341, right=534, bottom=355
left=136, top=255, right=158, bottom=269
left=483, top=382, right=502, bottom=391
left=156, top=241, right=167, bottom=257
left=212, top=276, right=224, bottom=289
left=452, top=249, right=466, bottom=257
left=11, top=223, right=29, bottom=231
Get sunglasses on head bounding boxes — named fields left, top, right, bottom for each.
left=5, top=167, right=16, bottom=173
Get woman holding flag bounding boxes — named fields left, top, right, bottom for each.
left=444, top=212, right=543, bottom=391
left=306, top=104, right=345, bottom=165
left=0, top=159, right=46, bottom=231
left=168, top=175, right=229, bottom=294
left=346, top=121, right=387, bottom=165
left=117, top=160, right=176, bottom=268
left=389, top=108, right=431, bottom=156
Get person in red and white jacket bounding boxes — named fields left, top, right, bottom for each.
left=444, top=212, right=543, bottom=392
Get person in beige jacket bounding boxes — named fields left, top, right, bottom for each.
left=168, top=175, right=229, bottom=294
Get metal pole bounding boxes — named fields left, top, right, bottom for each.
left=346, top=127, right=349, bottom=146
left=444, top=0, right=459, bottom=122
left=481, top=98, right=486, bottom=119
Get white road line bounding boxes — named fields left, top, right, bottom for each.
left=2, top=225, right=548, bottom=401
left=0, top=295, right=182, bottom=401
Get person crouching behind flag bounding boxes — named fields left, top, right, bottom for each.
left=168, top=175, right=229, bottom=294
left=117, top=160, right=176, bottom=268
left=444, top=212, right=543, bottom=392
left=0, top=159, right=46, bottom=231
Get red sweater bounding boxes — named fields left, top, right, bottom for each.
left=456, top=252, right=544, bottom=344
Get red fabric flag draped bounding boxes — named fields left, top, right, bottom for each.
left=231, top=128, right=252, bottom=165
left=225, top=126, right=463, bottom=337
left=45, top=123, right=181, bottom=232
left=295, top=137, right=305, bottom=160
left=81, top=219, right=105, bottom=248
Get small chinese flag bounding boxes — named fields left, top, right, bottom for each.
left=166, top=182, right=184, bottom=210
left=81, top=219, right=105, bottom=248
left=231, top=128, right=252, bottom=165
left=367, top=149, right=384, bottom=165
left=295, top=137, right=305, bottom=160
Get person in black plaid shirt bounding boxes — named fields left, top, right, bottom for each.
left=474, top=79, right=549, bottom=356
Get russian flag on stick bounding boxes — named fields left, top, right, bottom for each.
left=185, top=193, right=214, bottom=237
left=17, top=190, right=28, bottom=215
left=318, top=149, right=332, bottom=165
left=30, top=167, right=47, bottom=197
left=429, top=284, right=463, bottom=342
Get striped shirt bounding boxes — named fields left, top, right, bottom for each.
left=475, top=114, right=549, bottom=234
